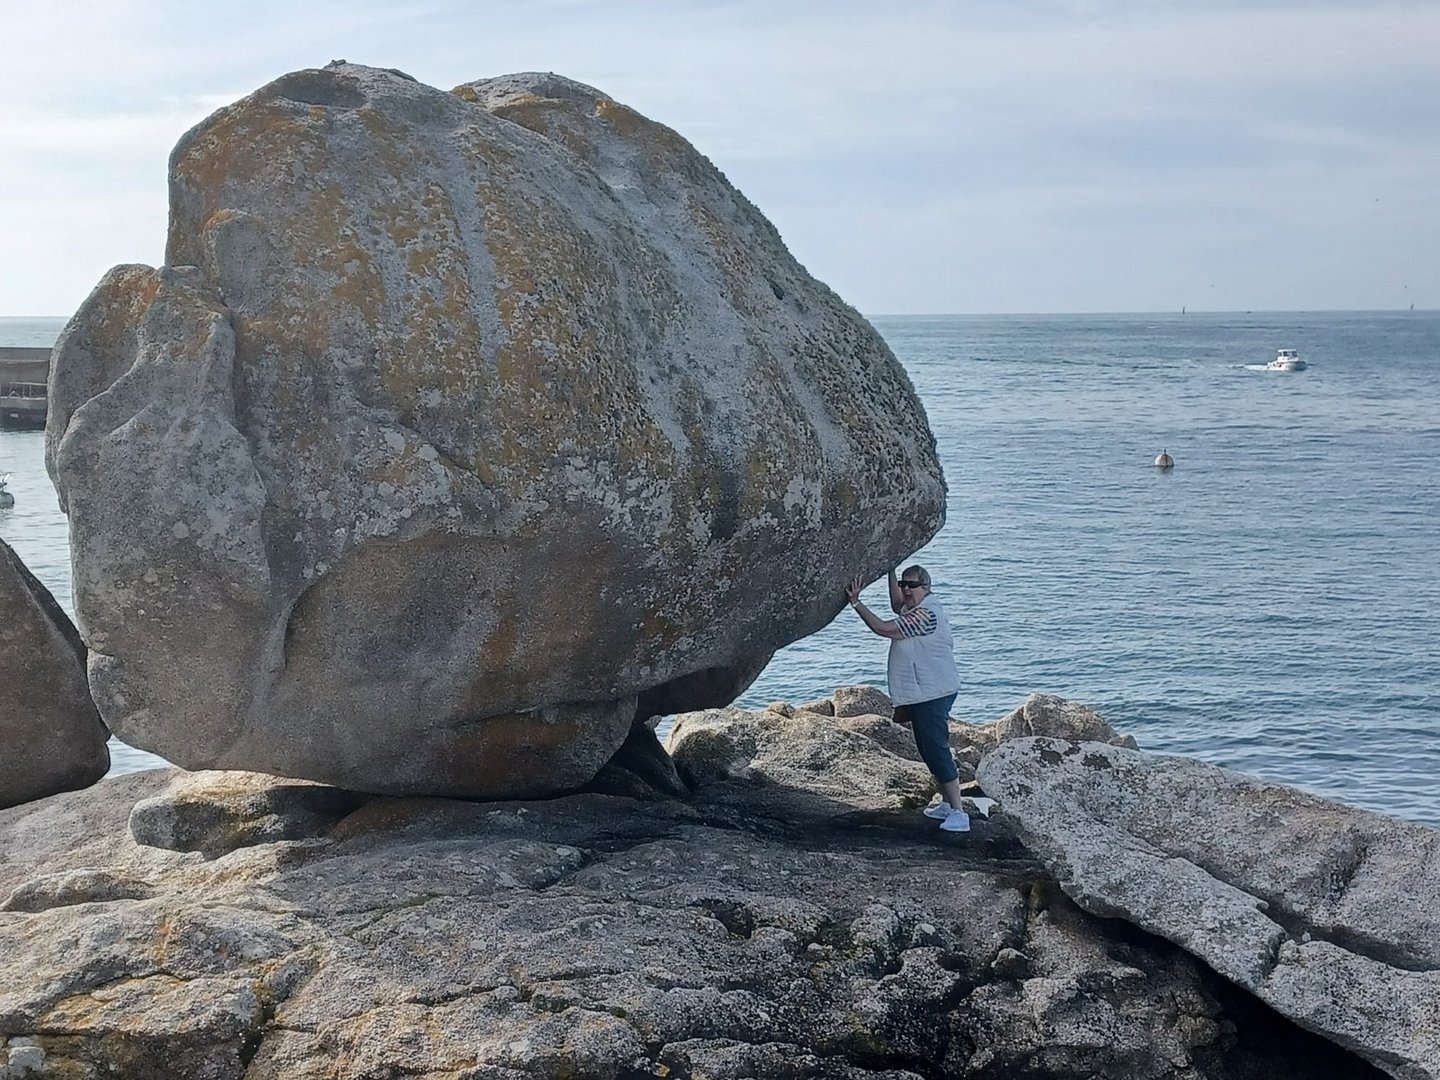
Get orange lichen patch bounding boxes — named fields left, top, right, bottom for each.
left=741, top=444, right=782, bottom=516
left=491, top=92, right=550, bottom=112
left=383, top=317, right=484, bottom=423
left=638, top=601, right=689, bottom=650
left=451, top=84, right=480, bottom=105
left=729, top=348, right=817, bottom=518
left=595, top=99, right=694, bottom=162
left=482, top=97, right=552, bottom=133
left=471, top=174, right=676, bottom=490
left=361, top=182, right=489, bottom=412
left=829, top=476, right=861, bottom=515
left=452, top=123, right=517, bottom=170
left=689, top=202, right=761, bottom=314
left=692, top=202, right=733, bottom=250
left=120, top=267, right=164, bottom=317
left=593, top=99, right=646, bottom=138
left=151, top=912, right=179, bottom=966
left=170, top=101, right=296, bottom=191
left=673, top=378, right=706, bottom=455
left=470, top=451, right=497, bottom=487
left=43, top=975, right=192, bottom=1028
left=168, top=100, right=323, bottom=264
left=358, top=106, right=443, bottom=183
left=200, top=206, right=251, bottom=239
left=483, top=99, right=599, bottom=166
left=362, top=442, right=426, bottom=490
left=326, top=796, right=467, bottom=840
left=63, top=267, right=167, bottom=400
left=643, top=377, right=710, bottom=556
left=267, top=180, right=385, bottom=359
left=85, top=267, right=161, bottom=343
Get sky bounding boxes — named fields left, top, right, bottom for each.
left=3, top=0, right=1438, bottom=316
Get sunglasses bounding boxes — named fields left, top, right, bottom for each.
left=899, top=581, right=926, bottom=590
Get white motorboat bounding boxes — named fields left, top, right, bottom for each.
left=0, top=475, right=12, bottom=509
left=1266, top=348, right=1307, bottom=372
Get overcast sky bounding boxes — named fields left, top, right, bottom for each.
left=3, top=0, right=1438, bottom=316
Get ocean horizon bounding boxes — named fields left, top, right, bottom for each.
left=5, top=308, right=1437, bottom=322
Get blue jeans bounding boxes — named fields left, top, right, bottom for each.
left=897, top=693, right=959, bottom=784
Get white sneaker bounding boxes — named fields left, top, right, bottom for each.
left=939, top=808, right=971, bottom=833
left=922, top=801, right=953, bottom=820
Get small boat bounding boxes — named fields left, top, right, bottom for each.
left=0, top=475, right=13, bottom=509
left=1266, top=348, right=1307, bottom=372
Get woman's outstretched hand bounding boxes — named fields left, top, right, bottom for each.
left=844, top=577, right=862, bottom=606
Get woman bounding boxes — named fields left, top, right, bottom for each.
left=845, top=565, right=969, bottom=832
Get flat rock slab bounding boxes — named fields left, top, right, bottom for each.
left=977, top=737, right=1440, bottom=1080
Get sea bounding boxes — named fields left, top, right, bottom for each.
left=3, top=311, right=1437, bottom=827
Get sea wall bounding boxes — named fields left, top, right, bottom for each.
left=0, top=347, right=51, bottom=388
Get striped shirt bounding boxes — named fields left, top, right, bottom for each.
left=894, top=605, right=938, bottom=639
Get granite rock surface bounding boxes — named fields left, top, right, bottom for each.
left=0, top=697, right=1387, bottom=1080
left=977, top=737, right=1440, bottom=1080
left=992, top=693, right=1138, bottom=749
left=44, top=62, right=944, bottom=798
left=0, top=539, right=108, bottom=810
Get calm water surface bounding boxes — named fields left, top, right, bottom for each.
left=3, top=312, right=1437, bottom=824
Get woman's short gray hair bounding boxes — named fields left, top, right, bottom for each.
left=903, top=564, right=932, bottom=587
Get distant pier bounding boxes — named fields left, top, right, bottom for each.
left=0, top=346, right=51, bottom=429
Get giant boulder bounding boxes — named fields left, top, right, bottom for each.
left=45, top=63, right=945, bottom=797
left=0, top=539, right=109, bottom=808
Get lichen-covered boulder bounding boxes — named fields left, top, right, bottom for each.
left=667, top=705, right=938, bottom=810
left=0, top=540, right=108, bottom=809
left=832, top=684, right=894, bottom=719
left=993, top=692, right=1137, bottom=749
left=45, top=63, right=945, bottom=798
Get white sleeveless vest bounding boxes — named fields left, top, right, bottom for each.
left=886, top=595, right=960, bottom=707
